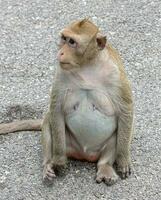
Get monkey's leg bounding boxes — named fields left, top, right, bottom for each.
left=96, top=133, right=118, bottom=185
left=42, top=114, right=56, bottom=181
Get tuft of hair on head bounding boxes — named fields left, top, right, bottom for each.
left=78, top=18, right=90, bottom=27
left=70, top=18, right=99, bottom=36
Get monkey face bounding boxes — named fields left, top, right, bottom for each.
left=57, top=33, right=81, bottom=70
left=57, top=19, right=107, bottom=70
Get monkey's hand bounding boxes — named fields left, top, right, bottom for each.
left=116, top=154, right=131, bottom=179
left=43, top=163, right=56, bottom=182
left=43, top=156, right=67, bottom=182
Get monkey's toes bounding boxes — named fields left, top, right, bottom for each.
left=117, top=165, right=131, bottom=179
left=96, top=173, right=118, bottom=186
left=96, top=166, right=118, bottom=186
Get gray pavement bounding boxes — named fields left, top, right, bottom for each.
left=0, top=0, right=161, bottom=199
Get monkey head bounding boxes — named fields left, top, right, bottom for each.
left=57, top=19, right=107, bottom=70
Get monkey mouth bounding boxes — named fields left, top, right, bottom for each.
left=60, top=62, right=73, bottom=70
left=60, top=62, right=70, bottom=65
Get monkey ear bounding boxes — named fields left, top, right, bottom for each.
left=96, top=34, right=107, bottom=50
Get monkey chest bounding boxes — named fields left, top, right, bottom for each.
left=64, top=89, right=117, bottom=151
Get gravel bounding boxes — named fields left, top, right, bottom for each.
left=0, top=0, right=161, bottom=199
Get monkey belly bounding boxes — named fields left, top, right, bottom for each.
left=65, top=99, right=117, bottom=154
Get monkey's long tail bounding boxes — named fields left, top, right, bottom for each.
left=0, top=119, right=42, bottom=135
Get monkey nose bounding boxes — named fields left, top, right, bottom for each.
left=57, top=51, right=64, bottom=61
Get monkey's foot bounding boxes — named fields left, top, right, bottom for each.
left=43, top=163, right=56, bottom=182
left=96, top=164, right=118, bottom=186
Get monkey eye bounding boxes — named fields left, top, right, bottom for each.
left=68, top=38, right=77, bottom=48
left=61, top=35, right=67, bottom=43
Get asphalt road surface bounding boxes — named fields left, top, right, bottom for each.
left=0, top=0, right=161, bottom=199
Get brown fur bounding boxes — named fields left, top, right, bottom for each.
left=42, top=19, right=133, bottom=184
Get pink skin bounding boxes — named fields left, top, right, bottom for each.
left=57, top=51, right=64, bottom=62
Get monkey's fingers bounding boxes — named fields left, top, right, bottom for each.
left=46, top=171, right=56, bottom=181
left=43, top=164, right=56, bottom=182
left=117, top=165, right=131, bottom=179
left=0, top=119, right=42, bottom=135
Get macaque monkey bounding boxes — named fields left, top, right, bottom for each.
left=0, top=19, right=133, bottom=185
left=42, top=19, right=133, bottom=185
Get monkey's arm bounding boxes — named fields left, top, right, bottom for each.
left=0, top=119, right=42, bottom=135
left=116, top=77, right=134, bottom=178
left=107, top=44, right=134, bottom=178
left=45, top=83, right=67, bottom=167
